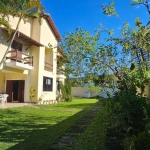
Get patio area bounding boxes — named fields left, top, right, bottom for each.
left=0, top=103, right=31, bottom=109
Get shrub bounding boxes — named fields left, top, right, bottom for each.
left=29, top=86, right=35, bottom=102
left=60, top=77, right=72, bottom=102
left=99, top=89, right=150, bottom=150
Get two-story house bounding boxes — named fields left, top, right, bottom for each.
left=0, top=13, right=65, bottom=103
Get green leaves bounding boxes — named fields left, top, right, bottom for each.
left=61, top=27, right=100, bottom=78
left=101, top=1, right=118, bottom=17
left=0, top=18, right=11, bottom=34
left=132, top=0, right=144, bottom=2
left=132, top=0, right=140, bottom=2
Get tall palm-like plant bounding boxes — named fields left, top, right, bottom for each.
left=0, top=0, right=44, bottom=67
left=0, top=18, right=11, bottom=33
left=0, top=1, right=11, bottom=33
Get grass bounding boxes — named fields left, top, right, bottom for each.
left=67, top=107, right=109, bottom=150
left=0, top=98, right=98, bottom=150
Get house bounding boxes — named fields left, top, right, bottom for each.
left=0, top=13, right=66, bottom=103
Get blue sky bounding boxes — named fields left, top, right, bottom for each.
left=41, top=0, right=149, bottom=39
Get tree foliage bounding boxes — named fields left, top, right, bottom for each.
left=60, top=77, right=72, bottom=102
left=60, top=0, right=150, bottom=149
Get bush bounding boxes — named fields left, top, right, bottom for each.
left=60, top=77, right=72, bottom=102
left=99, top=89, right=150, bottom=150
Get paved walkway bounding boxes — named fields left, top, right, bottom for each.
left=0, top=103, right=31, bottom=109
left=52, top=103, right=102, bottom=149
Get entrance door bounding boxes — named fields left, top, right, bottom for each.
left=13, top=80, right=19, bottom=101
left=6, top=80, right=25, bottom=102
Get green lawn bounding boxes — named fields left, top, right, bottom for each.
left=67, top=107, right=108, bottom=150
left=0, top=98, right=98, bottom=150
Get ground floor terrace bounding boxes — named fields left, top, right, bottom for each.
left=0, top=71, right=64, bottom=103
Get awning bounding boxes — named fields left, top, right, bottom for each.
left=1, top=27, right=44, bottom=47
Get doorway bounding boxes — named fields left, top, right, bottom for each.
left=13, top=81, right=19, bottom=101
left=6, top=80, right=25, bottom=102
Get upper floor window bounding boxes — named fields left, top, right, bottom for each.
left=43, top=76, right=53, bottom=91
left=12, top=40, right=23, bottom=52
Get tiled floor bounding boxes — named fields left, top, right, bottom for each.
left=0, top=103, right=31, bottom=109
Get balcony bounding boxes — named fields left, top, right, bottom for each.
left=5, top=49, right=34, bottom=70
left=44, top=62, right=53, bottom=72
left=57, top=69, right=66, bottom=79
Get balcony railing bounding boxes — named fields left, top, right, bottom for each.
left=44, top=62, right=53, bottom=72
left=57, top=69, right=66, bottom=79
left=6, top=49, right=33, bottom=66
left=57, top=69, right=64, bottom=75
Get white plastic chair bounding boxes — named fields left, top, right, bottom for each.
left=2, top=94, right=9, bottom=103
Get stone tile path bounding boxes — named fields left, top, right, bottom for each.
left=52, top=103, right=102, bottom=149
left=0, top=103, right=31, bottom=109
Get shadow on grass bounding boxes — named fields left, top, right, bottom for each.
left=54, top=103, right=97, bottom=109
left=0, top=102, right=98, bottom=150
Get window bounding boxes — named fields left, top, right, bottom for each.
left=11, top=40, right=23, bottom=52
left=43, top=76, right=53, bottom=91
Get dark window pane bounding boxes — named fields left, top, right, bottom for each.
left=43, top=76, right=53, bottom=91
left=12, top=40, right=22, bottom=52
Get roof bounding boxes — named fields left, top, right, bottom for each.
left=43, top=14, right=62, bottom=42
left=1, top=27, right=44, bottom=47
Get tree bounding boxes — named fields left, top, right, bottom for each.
left=0, top=1, right=12, bottom=33
left=99, top=1, right=150, bottom=149
left=0, top=0, right=44, bottom=68
left=0, top=18, right=11, bottom=33
left=100, top=0, right=150, bottom=94
left=61, top=0, right=150, bottom=96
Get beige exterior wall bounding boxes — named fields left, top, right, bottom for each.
left=0, top=30, right=9, bottom=69
left=0, top=73, right=5, bottom=93
left=8, top=15, right=32, bottom=37
left=72, top=87, right=86, bottom=97
left=35, top=18, right=58, bottom=102
left=0, top=15, right=60, bottom=103
left=40, top=18, right=57, bottom=46
left=72, top=87, right=101, bottom=98
left=31, top=18, right=41, bottom=43
left=7, top=73, right=26, bottom=79
left=29, top=45, right=40, bottom=101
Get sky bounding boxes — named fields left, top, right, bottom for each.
left=41, top=0, right=149, bottom=40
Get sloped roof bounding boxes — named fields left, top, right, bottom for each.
left=1, top=27, right=44, bottom=47
left=43, top=14, right=62, bottom=42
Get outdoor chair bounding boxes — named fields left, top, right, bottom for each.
left=0, top=94, right=9, bottom=104
left=2, top=94, right=9, bottom=103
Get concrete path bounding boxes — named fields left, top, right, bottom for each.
left=52, top=103, right=102, bottom=149
left=0, top=103, right=31, bottom=109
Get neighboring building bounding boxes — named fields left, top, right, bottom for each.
left=0, top=14, right=66, bottom=103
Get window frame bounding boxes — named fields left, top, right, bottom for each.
left=43, top=76, right=53, bottom=92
